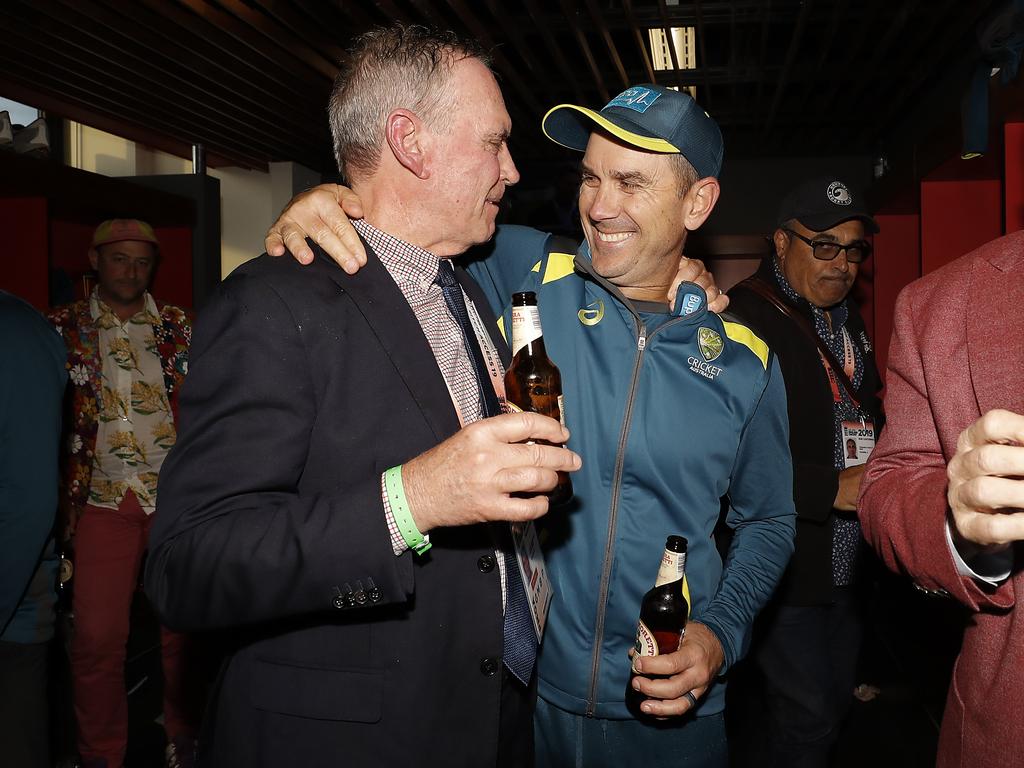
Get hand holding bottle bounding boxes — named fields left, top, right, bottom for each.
left=629, top=621, right=724, bottom=717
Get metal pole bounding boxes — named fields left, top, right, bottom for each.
left=192, top=143, right=206, bottom=175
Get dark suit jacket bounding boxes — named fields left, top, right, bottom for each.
left=728, top=258, right=883, bottom=605
left=860, top=231, right=1024, bottom=768
left=146, top=243, right=513, bottom=767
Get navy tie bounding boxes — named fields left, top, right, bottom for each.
left=435, top=260, right=538, bottom=684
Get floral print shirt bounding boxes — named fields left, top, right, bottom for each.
left=88, top=291, right=175, bottom=513
left=49, top=293, right=191, bottom=533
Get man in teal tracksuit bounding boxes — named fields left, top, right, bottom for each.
left=269, top=83, right=796, bottom=768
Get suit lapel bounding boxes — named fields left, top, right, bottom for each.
left=319, top=243, right=462, bottom=442
left=966, top=249, right=1024, bottom=416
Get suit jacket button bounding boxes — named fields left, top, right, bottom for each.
left=333, top=595, right=345, bottom=609
left=344, top=591, right=356, bottom=607
left=354, top=590, right=368, bottom=606
left=480, top=657, right=499, bottom=676
left=477, top=555, right=496, bottom=573
left=368, top=587, right=382, bottom=602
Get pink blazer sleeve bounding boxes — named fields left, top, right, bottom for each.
left=858, top=280, right=1014, bottom=613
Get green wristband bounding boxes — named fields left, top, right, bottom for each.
left=385, top=465, right=431, bottom=556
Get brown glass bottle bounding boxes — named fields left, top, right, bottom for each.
left=504, top=291, right=573, bottom=507
left=625, top=535, right=689, bottom=717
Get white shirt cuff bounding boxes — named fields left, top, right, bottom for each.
left=945, top=520, right=1012, bottom=585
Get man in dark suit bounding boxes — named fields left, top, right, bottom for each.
left=859, top=230, right=1024, bottom=768
left=145, top=26, right=580, bottom=768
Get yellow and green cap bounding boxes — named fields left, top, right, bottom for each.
left=542, top=84, right=724, bottom=179
left=91, top=219, right=160, bottom=249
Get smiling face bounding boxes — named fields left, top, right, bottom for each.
left=577, top=132, right=692, bottom=300
left=425, top=57, right=519, bottom=255
left=775, top=219, right=865, bottom=308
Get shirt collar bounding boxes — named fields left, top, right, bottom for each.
left=770, top=255, right=849, bottom=330
left=352, top=219, right=442, bottom=293
left=89, top=288, right=160, bottom=327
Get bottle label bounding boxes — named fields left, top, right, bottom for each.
left=654, top=550, right=686, bottom=587
left=633, top=620, right=658, bottom=673
left=556, top=394, right=566, bottom=427
left=510, top=305, right=543, bottom=357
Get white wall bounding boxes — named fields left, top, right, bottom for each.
left=209, top=166, right=274, bottom=278
left=66, top=123, right=317, bottom=280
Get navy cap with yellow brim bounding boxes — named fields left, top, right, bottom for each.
left=542, top=84, right=724, bottom=179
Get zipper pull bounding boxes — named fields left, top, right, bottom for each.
left=638, top=332, right=646, bottom=351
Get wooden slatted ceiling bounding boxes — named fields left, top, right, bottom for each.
left=0, top=0, right=1008, bottom=174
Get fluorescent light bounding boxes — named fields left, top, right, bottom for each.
left=647, top=27, right=696, bottom=98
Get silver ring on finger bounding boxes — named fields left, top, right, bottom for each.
left=684, top=690, right=698, bottom=708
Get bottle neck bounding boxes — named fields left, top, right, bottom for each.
left=654, top=548, right=686, bottom=587
left=510, top=303, right=544, bottom=358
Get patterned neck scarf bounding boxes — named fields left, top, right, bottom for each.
left=771, top=257, right=866, bottom=586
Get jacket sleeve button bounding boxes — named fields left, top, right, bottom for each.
left=333, top=595, right=345, bottom=609
left=368, top=587, right=382, bottom=602
left=354, top=590, right=368, bottom=605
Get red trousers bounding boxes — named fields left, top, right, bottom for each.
left=71, top=491, right=200, bottom=767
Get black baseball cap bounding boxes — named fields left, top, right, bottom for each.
left=541, top=84, right=724, bottom=179
left=776, top=177, right=879, bottom=233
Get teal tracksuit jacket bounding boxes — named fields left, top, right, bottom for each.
left=465, top=225, right=796, bottom=719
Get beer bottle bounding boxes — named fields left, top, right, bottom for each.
left=504, top=291, right=573, bottom=507
left=626, top=535, right=689, bottom=717
left=56, top=539, right=75, bottom=642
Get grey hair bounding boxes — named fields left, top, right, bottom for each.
left=668, top=153, right=700, bottom=197
left=328, top=25, right=492, bottom=183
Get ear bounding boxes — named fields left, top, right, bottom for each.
left=772, top=229, right=788, bottom=262
left=384, top=109, right=428, bottom=179
left=88, top=247, right=100, bottom=272
left=682, top=177, right=721, bottom=231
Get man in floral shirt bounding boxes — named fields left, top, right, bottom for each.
left=49, top=219, right=198, bottom=768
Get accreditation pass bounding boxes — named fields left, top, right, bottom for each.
left=510, top=521, right=552, bottom=642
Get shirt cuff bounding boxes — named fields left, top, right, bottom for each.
left=382, top=472, right=410, bottom=556
left=945, top=519, right=1012, bottom=585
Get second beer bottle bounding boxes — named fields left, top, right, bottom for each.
left=626, top=535, right=689, bottom=717
left=504, top=291, right=573, bottom=507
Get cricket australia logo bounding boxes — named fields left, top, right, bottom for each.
left=689, top=328, right=725, bottom=380
left=578, top=300, right=605, bottom=326
left=697, top=327, right=723, bottom=362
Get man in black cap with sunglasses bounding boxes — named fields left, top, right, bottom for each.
left=726, top=177, right=884, bottom=768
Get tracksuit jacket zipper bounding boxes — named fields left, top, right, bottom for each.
left=580, top=276, right=687, bottom=715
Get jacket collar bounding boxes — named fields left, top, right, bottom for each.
left=314, top=238, right=464, bottom=443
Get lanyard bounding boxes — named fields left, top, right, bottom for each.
left=819, top=328, right=857, bottom=407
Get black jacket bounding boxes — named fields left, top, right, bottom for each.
left=146, top=244, right=516, bottom=767
left=727, top=257, right=883, bottom=605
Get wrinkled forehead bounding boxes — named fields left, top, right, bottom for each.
left=448, top=58, right=511, bottom=120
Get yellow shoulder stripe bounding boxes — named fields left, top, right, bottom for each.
left=722, top=321, right=769, bottom=370
left=497, top=315, right=506, bottom=342
left=531, top=260, right=541, bottom=273
left=542, top=252, right=576, bottom=284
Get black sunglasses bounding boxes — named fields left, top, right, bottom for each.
left=783, top=229, right=872, bottom=264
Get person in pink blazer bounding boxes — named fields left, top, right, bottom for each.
left=859, top=229, right=1024, bottom=768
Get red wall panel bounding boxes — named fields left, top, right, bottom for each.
left=0, top=197, right=49, bottom=310
left=1006, top=122, right=1024, bottom=233
left=920, top=178, right=1002, bottom=276
left=870, top=213, right=921, bottom=383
